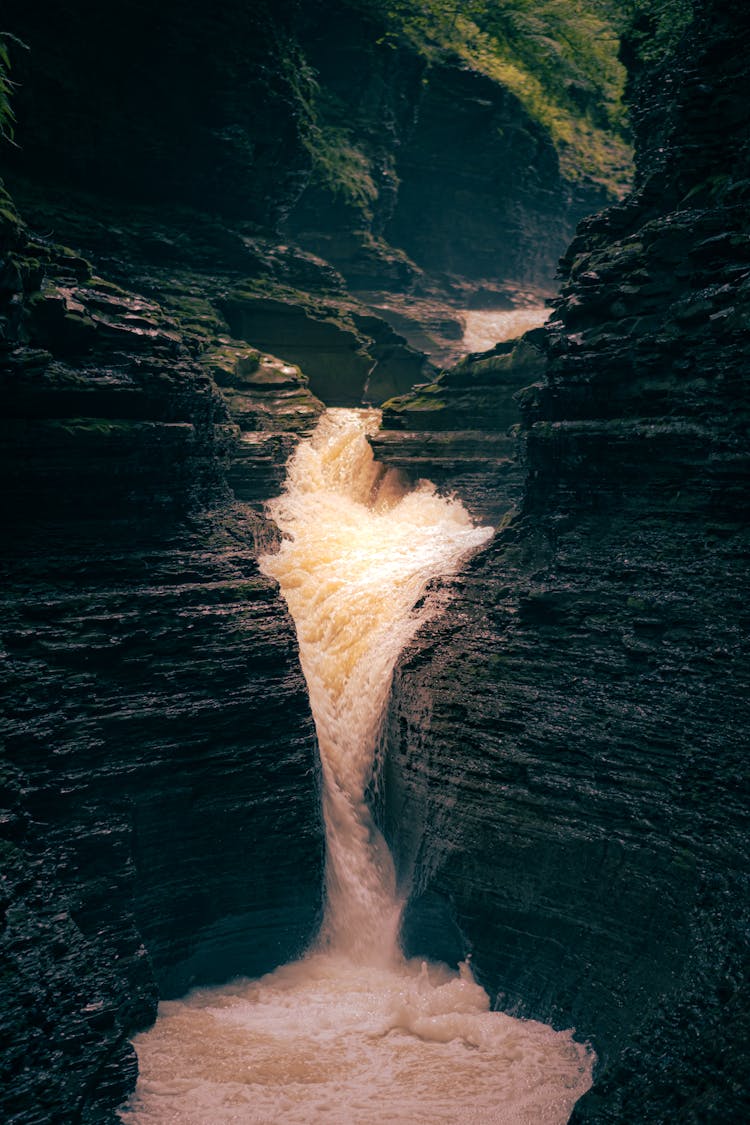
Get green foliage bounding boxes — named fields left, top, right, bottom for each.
left=475, top=1, right=627, bottom=129
left=277, top=50, right=378, bottom=214
left=353, top=0, right=634, bottom=194
left=298, top=0, right=696, bottom=212
left=621, top=0, right=694, bottom=65
left=0, top=31, right=27, bottom=145
left=305, top=121, right=379, bottom=213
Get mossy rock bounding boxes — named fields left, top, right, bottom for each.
left=202, top=343, right=262, bottom=386
left=84, top=276, right=130, bottom=297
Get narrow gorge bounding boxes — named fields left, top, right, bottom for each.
left=1, top=1, right=748, bottom=1123
left=121, top=409, right=591, bottom=1123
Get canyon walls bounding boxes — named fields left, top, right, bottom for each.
left=0, top=190, right=326, bottom=1121
left=382, top=3, right=750, bottom=1122
left=382, top=61, right=603, bottom=285
left=283, top=2, right=610, bottom=290
left=1, top=0, right=747, bottom=1121
left=3, top=0, right=613, bottom=298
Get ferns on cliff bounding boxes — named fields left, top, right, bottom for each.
left=0, top=31, right=26, bottom=145
left=0, top=36, right=15, bottom=142
left=284, top=57, right=380, bottom=216
left=621, top=0, right=694, bottom=65
left=307, top=119, right=379, bottom=213
left=353, top=0, right=633, bottom=193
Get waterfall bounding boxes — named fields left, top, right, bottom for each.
left=461, top=306, right=548, bottom=354
left=121, top=408, right=593, bottom=1125
left=258, top=408, right=493, bottom=963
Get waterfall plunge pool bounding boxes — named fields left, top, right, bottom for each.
left=120, top=409, right=593, bottom=1124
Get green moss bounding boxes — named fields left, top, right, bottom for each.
left=382, top=391, right=445, bottom=412
left=49, top=418, right=170, bottom=437
left=402, top=395, right=445, bottom=410
left=226, top=280, right=320, bottom=314
left=85, top=276, right=130, bottom=297
left=276, top=46, right=380, bottom=216
left=353, top=0, right=634, bottom=195
left=161, top=292, right=227, bottom=342
left=497, top=507, right=518, bottom=532
left=223, top=280, right=367, bottom=343
left=306, top=123, right=379, bottom=215
left=202, top=343, right=262, bottom=385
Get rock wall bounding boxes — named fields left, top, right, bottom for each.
left=284, top=2, right=610, bottom=292
left=4, top=0, right=613, bottom=298
left=384, top=61, right=606, bottom=286
left=371, top=330, right=547, bottom=523
left=1, top=0, right=312, bottom=227
left=381, top=3, right=750, bottom=1121
left=0, top=191, right=326, bottom=1122
left=2, top=0, right=747, bottom=1121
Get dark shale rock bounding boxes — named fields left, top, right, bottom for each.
left=381, top=3, right=750, bottom=1122
left=1, top=521, right=325, bottom=1124
left=204, top=341, right=325, bottom=506
left=2, top=0, right=312, bottom=228
left=0, top=195, right=325, bottom=1122
left=371, top=331, right=547, bottom=522
left=2, top=1, right=748, bottom=1123
left=384, top=61, right=608, bottom=286
left=218, top=290, right=373, bottom=407
left=218, top=288, right=433, bottom=407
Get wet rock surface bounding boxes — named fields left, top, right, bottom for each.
left=384, top=60, right=607, bottom=285
left=0, top=189, right=325, bottom=1121
left=372, top=331, right=548, bottom=523
left=382, top=4, right=750, bottom=1122
left=1, top=0, right=748, bottom=1121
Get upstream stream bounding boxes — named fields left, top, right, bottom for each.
left=121, top=409, right=593, bottom=1123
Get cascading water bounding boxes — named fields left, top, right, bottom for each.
left=261, top=408, right=495, bottom=965
left=121, top=408, right=593, bottom=1124
left=461, top=306, right=548, bottom=354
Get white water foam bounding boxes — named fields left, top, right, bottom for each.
left=462, top=307, right=548, bottom=354
left=121, top=409, right=593, bottom=1123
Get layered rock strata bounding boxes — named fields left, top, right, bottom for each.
left=383, top=61, right=607, bottom=285
left=3, top=1, right=747, bottom=1122
left=381, top=3, right=750, bottom=1122
left=0, top=195, right=325, bottom=1122
left=372, top=330, right=547, bottom=523
left=286, top=7, right=608, bottom=290
left=3, top=0, right=614, bottom=299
